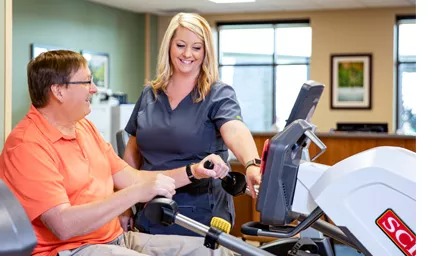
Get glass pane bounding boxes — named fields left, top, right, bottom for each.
left=397, top=63, right=416, bottom=135
left=275, top=65, right=309, bottom=130
left=219, top=26, right=274, bottom=65
left=398, top=21, right=416, bottom=62
left=276, top=26, right=312, bottom=64
left=220, top=66, right=273, bottom=132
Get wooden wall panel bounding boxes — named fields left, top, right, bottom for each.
left=229, top=164, right=253, bottom=236
left=308, top=136, right=416, bottom=165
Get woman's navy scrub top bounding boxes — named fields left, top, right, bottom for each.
left=125, top=82, right=244, bottom=236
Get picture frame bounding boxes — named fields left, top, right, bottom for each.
left=81, top=50, right=109, bottom=89
left=31, top=44, right=65, bottom=59
left=330, top=53, right=372, bottom=109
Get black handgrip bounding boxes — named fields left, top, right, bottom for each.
left=241, top=221, right=296, bottom=238
left=241, top=221, right=266, bottom=236
left=203, top=160, right=215, bottom=169
left=143, top=197, right=178, bottom=226
left=204, top=160, right=248, bottom=196
left=204, top=160, right=234, bottom=184
left=242, top=208, right=325, bottom=239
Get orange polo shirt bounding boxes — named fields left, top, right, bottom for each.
left=0, top=105, right=128, bottom=256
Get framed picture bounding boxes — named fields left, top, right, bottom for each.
left=330, top=53, right=372, bottom=109
left=81, top=50, right=109, bottom=89
left=31, top=44, right=65, bottom=59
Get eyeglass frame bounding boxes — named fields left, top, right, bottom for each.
left=65, top=76, right=94, bottom=85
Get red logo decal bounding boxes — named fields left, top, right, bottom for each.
left=376, top=209, right=416, bottom=256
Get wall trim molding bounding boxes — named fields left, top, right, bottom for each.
left=4, top=0, right=12, bottom=141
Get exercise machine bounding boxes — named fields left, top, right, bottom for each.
left=241, top=81, right=416, bottom=255
left=0, top=179, right=37, bottom=256
left=243, top=118, right=415, bottom=255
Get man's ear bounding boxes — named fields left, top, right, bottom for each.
left=50, top=84, right=64, bottom=103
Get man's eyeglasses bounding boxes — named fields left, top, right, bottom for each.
left=66, top=76, right=93, bottom=85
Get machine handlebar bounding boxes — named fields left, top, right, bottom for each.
left=144, top=197, right=275, bottom=256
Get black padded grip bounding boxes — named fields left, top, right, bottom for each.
left=204, top=160, right=214, bottom=169
left=241, top=221, right=265, bottom=236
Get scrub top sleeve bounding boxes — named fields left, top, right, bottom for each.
left=209, top=84, right=243, bottom=130
left=125, top=90, right=144, bottom=136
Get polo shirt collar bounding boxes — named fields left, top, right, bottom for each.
left=27, top=105, right=78, bottom=142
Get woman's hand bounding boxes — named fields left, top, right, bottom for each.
left=192, top=154, right=229, bottom=179
left=245, top=165, right=261, bottom=198
left=119, top=208, right=134, bottom=232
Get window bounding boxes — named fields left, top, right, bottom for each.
left=217, top=21, right=311, bottom=132
left=396, top=16, right=416, bottom=135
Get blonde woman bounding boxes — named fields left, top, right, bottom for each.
left=124, top=13, right=261, bottom=236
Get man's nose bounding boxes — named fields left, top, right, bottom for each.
left=90, top=81, right=98, bottom=94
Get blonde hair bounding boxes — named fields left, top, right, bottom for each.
left=151, top=13, right=219, bottom=103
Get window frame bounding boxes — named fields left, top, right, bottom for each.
left=216, top=19, right=311, bottom=129
left=395, top=15, right=416, bottom=133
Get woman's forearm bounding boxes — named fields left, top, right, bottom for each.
left=221, top=120, right=260, bottom=165
left=123, top=135, right=142, bottom=169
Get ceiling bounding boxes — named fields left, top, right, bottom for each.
left=87, top=0, right=416, bottom=15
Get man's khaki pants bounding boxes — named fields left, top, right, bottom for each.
left=57, top=231, right=235, bottom=256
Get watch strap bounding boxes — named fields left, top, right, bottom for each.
left=245, top=158, right=261, bottom=170
left=186, top=163, right=198, bottom=182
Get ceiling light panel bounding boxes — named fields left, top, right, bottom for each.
left=209, top=0, right=256, bottom=3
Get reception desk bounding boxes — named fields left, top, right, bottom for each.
left=229, top=132, right=416, bottom=236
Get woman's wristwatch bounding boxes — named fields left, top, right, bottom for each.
left=245, top=158, right=261, bottom=170
left=186, top=163, right=198, bottom=182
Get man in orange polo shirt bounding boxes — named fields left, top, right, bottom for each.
left=0, top=50, right=233, bottom=256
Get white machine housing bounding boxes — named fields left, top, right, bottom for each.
left=294, top=146, right=416, bottom=256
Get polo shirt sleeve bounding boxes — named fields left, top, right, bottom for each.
left=105, top=142, right=129, bottom=175
left=84, top=119, right=128, bottom=175
left=125, top=89, right=144, bottom=136
left=2, top=143, right=70, bottom=221
left=209, top=83, right=243, bottom=130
